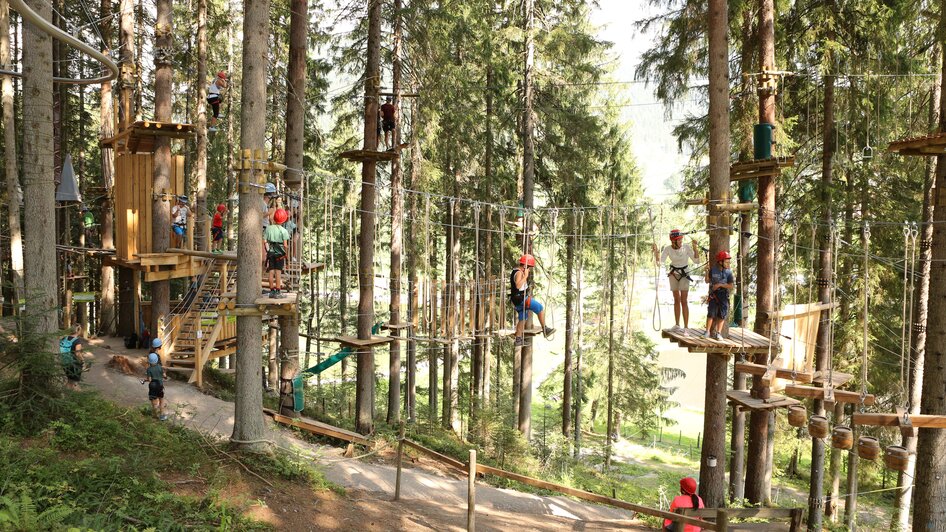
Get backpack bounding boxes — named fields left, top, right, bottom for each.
left=59, top=336, right=78, bottom=365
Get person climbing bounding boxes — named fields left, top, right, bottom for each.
left=662, top=477, right=705, bottom=531
left=207, top=71, right=228, bottom=131
left=264, top=208, right=291, bottom=299
left=653, top=229, right=700, bottom=331
left=380, top=96, right=397, bottom=150
left=59, top=324, right=86, bottom=391
left=80, top=204, right=96, bottom=245
left=211, top=203, right=227, bottom=253
left=510, top=254, right=554, bottom=346
left=143, top=339, right=168, bottom=421
left=705, top=250, right=734, bottom=340
left=170, top=195, right=190, bottom=249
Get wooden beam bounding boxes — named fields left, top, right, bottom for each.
left=168, top=247, right=237, bottom=261
left=852, top=412, right=946, bottom=429
left=763, top=301, right=838, bottom=320
left=734, top=362, right=814, bottom=384
left=783, top=384, right=875, bottom=405
left=264, top=408, right=370, bottom=445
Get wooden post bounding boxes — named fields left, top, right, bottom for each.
left=194, top=320, right=203, bottom=387
left=716, top=508, right=729, bottom=531
left=394, top=423, right=405, bottom=501
left=468, top=449, right=476, bottom=531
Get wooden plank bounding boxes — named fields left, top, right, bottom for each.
left=334, top=335, right=394, bottom=348
left=764, top=302, right=838, bottom=320
left=254, top=292, right=298, bottom=306
left=811, top=370, right=854, bottom=387
left=783, top=384, right=874, bottom=405
left=734, top=363, right=813, bottom=384
left=264, top=408, right=370, bottom=445
left=727, top=390, right=800, bottom=411
left=852, top=412, right=946, bottom=429
left=401, top=439, right=467, bottom=471
left=339, top=149, right=398, bottom=162
left=683, top=508, right=797, bottom=519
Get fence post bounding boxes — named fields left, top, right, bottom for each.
left=716, top=508, right=728, bottom=531
left=394, top=423, right=405, bottom=501
left=468, top=449, right=476, bottom=532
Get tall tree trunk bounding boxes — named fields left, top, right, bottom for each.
left=700, top=0, right=731, bottom=508
left=806, top=69, right=835, bottom=530
left=1, top=0, right=23, bottom=315
left=339, top=180, right=350, bottom=390
left=386, top=0, right=404, bottom=424
left=194, top=0, right=208, bottom=252
left=605, top=205, right=615, bottom=467
left=355, top=0, right=382, bottom=435
left=150, top=0, right=173, bottom=336
left=894, top=54, right=940, bottom=532
left=447, top=195, right=461, bottom=433
left=21, top=0, right=57, bottom=344
left=405, top=101, right=419, bottom=423
left=230, top=0, right=270, bottom=451
left=826, top=401, right=844, bottom=520
left=563, top=210, right=575, bottom=437
left=279, top=0, right=307, bottom=417
left=517, top=0, right=535, bottom=439
left=98, top=0, right=115, bottom=336
left=913, top=9, right=946, bottom=522
left=428, top=232, right=438, bottom=424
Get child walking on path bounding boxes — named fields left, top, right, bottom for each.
left=144, top=339, right=168, bottom=421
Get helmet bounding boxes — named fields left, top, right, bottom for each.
left=385, top=96, right=393, bottom=102
left=680, top=477, right=697, bottom=495
left=216, top=203, right=227, bottom=213
left=217, top=71, right=228, bottom=79
left=151, top=338, right=163, bottom=348
left=273, top=208, right=289, bottom=224
left=148, top=352, right=159, bottom=365
left=178, top=195, right=189, bottom=204
left=716, top=250, right=732, bottom=262
left=264, top=183, right=277, bottom=196
left=80, top=203, right=89, bottom=212
left=669, top=229, right=684, bottom=241
left=518, top=254, right=536, bottom=267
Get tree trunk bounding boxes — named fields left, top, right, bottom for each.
left=21, top=0, right=57, bottom=347
left=98, top=0, right=115, bottom=336
left=278, top=0, right=307, bottom=417
left=518, top=0, right=536, bottom=439
left=428, top=234, right=438, bottom=424
left=406, top=97, right=422, bottom=424
left=563, top=210, right=575, bottom=437
left=118, top=0, right=134, bottom=128
left=150, top=0, right=173, bottom=336
left=826, top=401, right=844, bottom=520
left=268, top=321, right=278, bottom=390
left=230, top=0, right=270, bottom=451
left=355, top=0, right=382, bottom=435
left=1, top=0, right=23, bottom=316
left=448, top=197, right=461, bottom=433
left=386, top=0, right=404, bottom=424
left=699, top=0, right=731, bottom=508
left=194, top=0, right=208, bottom=252
left=913, top=11, right=946, bottom=523
left=605, top=206, right=615, bottom=467
left=893, top=51, right=940, bottom=532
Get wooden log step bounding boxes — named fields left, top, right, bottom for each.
left=734, top=362, right=813, bottom=384
left=168, top=358, right=196, bottom=366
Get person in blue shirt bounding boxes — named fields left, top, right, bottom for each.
left=705, top=250, right=734, bottom=340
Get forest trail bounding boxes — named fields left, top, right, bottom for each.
left=79, top=337, right=650, bottom=531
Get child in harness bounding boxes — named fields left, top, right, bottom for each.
left=653, top=229, right=701, bottom=331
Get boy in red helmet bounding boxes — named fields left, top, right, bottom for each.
left=207, top=71, right=228, bottom=130
left=653, top=229, right=700, bottom=331
left=510, top=254, right=554, bottom=346
left=663, top=477, right=705, bottom=531
left=211, top=203, right=227, bottom=253
left=263, top=208, right=290, bottom=299
left=705, top=250, right=734, bottom=340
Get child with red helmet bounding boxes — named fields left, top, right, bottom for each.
left=704, top=250, right=734, bottom=340
left=510, top=253, right=555, bottom=346
left=264, top=208, right=290, bottom=299
left=653, top=229, right=701, bottom=331
left=663, top=477, right=705, bottom=531
left=211, top=203, right=227, bottom=253
left=207, top=71, right=228, bottom=130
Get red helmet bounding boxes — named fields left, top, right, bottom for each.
left=216, top=203, right=227, bottom=213
left=669, top=229, right=684, bottom=241
left=680, top=477, right=697, bottom=495
left=716, top=250, right=732, bottom=262
left=273, top=208, right=289, bottom=224
left=217, top=71, right=228, bottom=79
left=519, top=254, right=536, bottom=267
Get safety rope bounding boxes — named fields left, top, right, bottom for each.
left=544, top=208, right=558, bottom=329
left=900, top=223, right=910, bottom=402
left=499, top=206, right=506, bottom=331
left=904, top=223, right=918, bottom=408
left=860, top=223, right=871, bottom=410
left=648, top=207, right=661, bottom=331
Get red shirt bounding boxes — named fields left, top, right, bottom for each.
left=213, top=212, right=223, bottom=228
left=663, top=494, right=705, bottom=532
left=380, top=102, right=396, bottom=121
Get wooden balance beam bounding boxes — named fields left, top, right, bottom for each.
left=783, top=384, right=874, bottom=405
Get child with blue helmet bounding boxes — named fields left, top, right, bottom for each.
left=144, top=338, right=168, bottom=420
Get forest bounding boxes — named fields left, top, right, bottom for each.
left=1, top=0, right=946, bottom=530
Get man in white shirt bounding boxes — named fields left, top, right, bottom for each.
left=653, top=229, right=700, bottom=331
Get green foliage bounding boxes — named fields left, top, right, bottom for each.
left=0, top=492, right=73, bottom=532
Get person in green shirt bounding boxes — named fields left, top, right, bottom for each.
left=264, top=209, right=291, bottom=299
left=80, top=205, right=96, bottom=245
left=143, top=339, right=169, bottom=420
left=59, top=324, right=86, bottom=391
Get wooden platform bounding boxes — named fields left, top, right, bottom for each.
left=339, top=149, right=399, bottom=163
left=783, top=384, right=875, bottom=405
left=727, top=389, right=800, bottom=411
left=102, top=120, right=195, bottom=153
left=263, top=408, right=369, bottom=445
left=333, top=335, right=394, bottom=348
left=730, top=157, right=795, bottom=181
left=887, top=132, right=946, bottom=156
left=734, top=362, right=813, bottom=384
left=661, top=327, right=774, bottom=355
left=220, top=292, right=298, bottom=316
left=811, top=370, right=853, bottom=387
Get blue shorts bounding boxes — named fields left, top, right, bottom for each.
left=514, top=298, right=544, bottom=322
left=707, top=297, right=729, bottom=319
left=173, top=224, right=186, bottom=236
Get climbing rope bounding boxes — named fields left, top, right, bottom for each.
left=903, top=222, right=918, bottom=408
left=860, top=223, right=871, bottom=410
left=544, top=208, right=559, bottom=329
left=499, top=206, right=507, bottom=331
left=648, top=207, right=661, bottom=331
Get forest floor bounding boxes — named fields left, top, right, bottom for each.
left=79, top=336, right=649, bottom=531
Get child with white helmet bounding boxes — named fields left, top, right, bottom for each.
left=144, top=338, right=169, bottom=420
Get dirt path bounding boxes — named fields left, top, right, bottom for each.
left=80, top=337, right=650, bottom=531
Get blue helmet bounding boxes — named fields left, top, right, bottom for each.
left=178, top=195, right=189, bottom=204
left=151, top=338, right=163, bottom=348
left=148, top=353, right=159, bottom=365
left=264, top=183, right=277, bottom=195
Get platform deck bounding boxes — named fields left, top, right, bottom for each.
left=811, top=370, right=853, bottom=387
left=734, top=362, right=813, bottom=384
left=662, top=327, right=774, bottom=355
left=730, top=157, right=795, bottom=181
left=339, top=149, right=399, bottom=163
left=887, top=132, right=946, bottom=156
left=727, top=390, right=800, bottom=411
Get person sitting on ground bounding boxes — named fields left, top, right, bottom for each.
left=705, top=250, right=734, bottom=341
left=212, top=203, right=227, bottom=253
left=80, top=204, right=96, bottom=245
left=663, top=477, right=705, bottom=531
left=653, top=229, right=700, bottom=332
left=510, top=254, right=555, bottom=346
left=207, top=71, right=228, bottom=130
left=264, top=208, right=291, bottom=299
left=170, top=195, right=190, bottom=249
left=380, top=96, right=397, bottom=150
left=59, top=324, right=86, bottom=391
left=144, top=340, right=168, bottom=421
